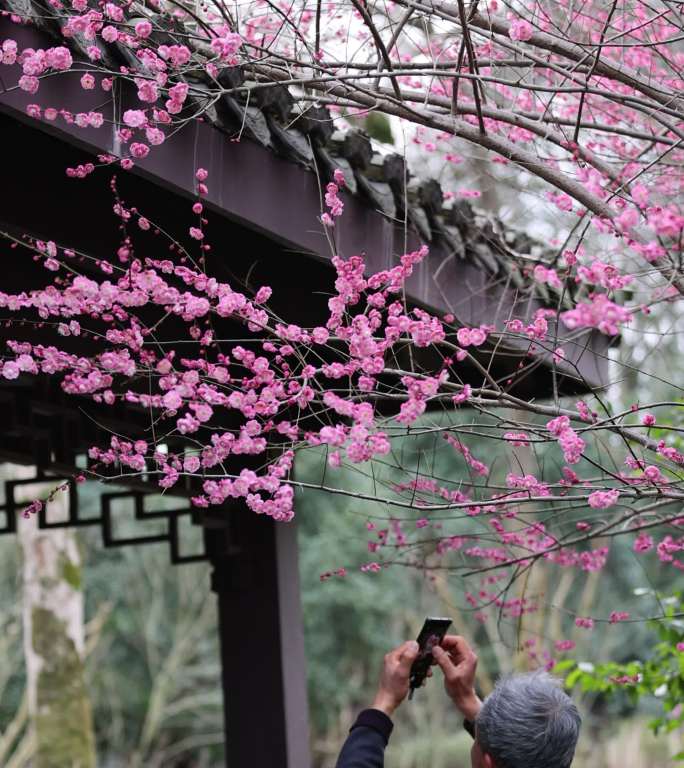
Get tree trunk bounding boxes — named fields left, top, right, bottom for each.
left=14, top=465, right=96, bottom=768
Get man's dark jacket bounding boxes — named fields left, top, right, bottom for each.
left=335, top=709, right=394, bottom=768
left=335, top=708, right=475, bottom=767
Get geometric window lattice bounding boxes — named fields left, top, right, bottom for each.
left=0, top=466, right=208, bottom=565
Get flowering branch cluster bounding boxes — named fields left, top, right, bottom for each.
left=1, top=0, right=684, bottom=663
left=1, top=168, right=682, bottom=585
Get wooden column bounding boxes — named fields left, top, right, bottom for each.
left=204, top=508, right=311, bottom=768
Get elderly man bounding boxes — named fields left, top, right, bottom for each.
left=335, top=635, right=581, bottom=768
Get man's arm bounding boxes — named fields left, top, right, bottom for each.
left=335, top=641, right=419, bottom=768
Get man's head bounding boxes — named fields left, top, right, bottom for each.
left=471, top=671, right=581, bottom=768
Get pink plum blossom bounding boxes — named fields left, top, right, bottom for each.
left=509, top=19, right=533, bottom=41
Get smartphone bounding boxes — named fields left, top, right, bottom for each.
left=408, top=616, right=452, bottom=699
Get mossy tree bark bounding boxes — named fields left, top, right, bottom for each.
left=14, top=466, right=97, bottom=768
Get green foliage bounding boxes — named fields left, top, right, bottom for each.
left=81, top=539, right=224, bottom=767
left=364, top=113, right=394, bottom=144
left=296, top=447, right=441, bottom=736
left=646, top=404, right=684, bottom=453
left=558, top=592, right=684, bottom=760
left=0, top=526, right=224, bottom=767
left=59, top=554, right=83, bottom=591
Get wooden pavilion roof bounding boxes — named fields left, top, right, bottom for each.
left=0, top=10, right=611, bottom=396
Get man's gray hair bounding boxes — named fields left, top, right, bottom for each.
left=475, top=671, right=581, bottom=768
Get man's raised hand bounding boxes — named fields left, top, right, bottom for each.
left=371, top=640, right=420, bottom=717
left=431, top=635, right=482, bottom=721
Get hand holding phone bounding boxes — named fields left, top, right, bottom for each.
left=430, top=634, right=482, bottom=720
left=408, top=617, right=452, bottom=699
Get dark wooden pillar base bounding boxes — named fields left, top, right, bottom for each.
left=204, top=508, right=311, bottom=768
